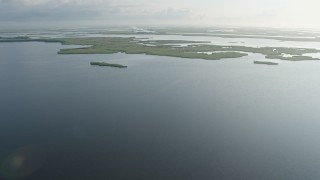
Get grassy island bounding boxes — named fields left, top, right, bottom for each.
left=90, top=62, right=127, bottom=68
left=54, top=37, right=248, bottom=60
left=254, top=61, right=278, bottom=65
left=1, top=36, right=320, bottom=61
left=54, top=37, right=320, bottom=61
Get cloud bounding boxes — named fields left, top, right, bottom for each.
left=0, top=0, right=198, bottom=26
left=0, top=0, right=125, bottom=22
left=0, top=0, right=134, bottom=7
left=1, top=0, right=320, bottom=28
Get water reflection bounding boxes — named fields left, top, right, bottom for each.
left=1, top=145, right=46, bottom=179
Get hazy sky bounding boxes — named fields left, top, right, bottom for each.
left=1, top=0, right=320, bottom=29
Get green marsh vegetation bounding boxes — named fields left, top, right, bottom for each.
left=1, top=36, right=320, bottom=61
left=254, top=61, right=278, bottom=65
left=183, top=45, right=320, bottom=61
left=55, top=37, right=248, bottom=60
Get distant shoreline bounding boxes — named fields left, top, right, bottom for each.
left=1, top=36, right=319, bottom=61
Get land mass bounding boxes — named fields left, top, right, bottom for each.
left=254, top=61, right=278, bottom=65
left=175, top=33, right=320, bottom=42
left=0, top=37, right=319, bottom=61
left=90, top=62, right=127, bottom=68
left=100, top=27, right=320, bottom=42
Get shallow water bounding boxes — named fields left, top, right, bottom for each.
left=1, top=42, right=320, bottom=179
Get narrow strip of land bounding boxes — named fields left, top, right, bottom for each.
left=90, top=62, right=127, bottom=68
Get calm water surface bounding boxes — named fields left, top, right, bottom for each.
left=1, top=42, right=320, bottom=179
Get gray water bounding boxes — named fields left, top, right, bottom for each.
left=1, top=42, right=320, bottom=179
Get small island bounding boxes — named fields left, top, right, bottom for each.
left=254, top=61, right=278, bottom=65
left=90, top=62, right=127, bottom=68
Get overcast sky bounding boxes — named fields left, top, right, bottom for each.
left=1, top=0, right=320, bottom=29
